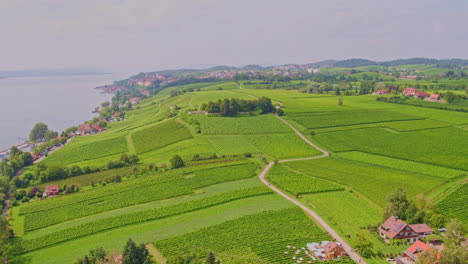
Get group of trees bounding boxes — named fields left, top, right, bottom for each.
left=76, top=239, right=150, bottom=264
left=11, top=154, right=139, bottom=189
left=383, top=187, right=446, bottom=228
left=29, top=122, right=59, bottom=142
left=199, top=97, right=275, bottom=116
left=107, top=154, right=140, bottom=169
left=0, top=146, right=33, bottom=178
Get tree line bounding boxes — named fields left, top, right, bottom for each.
left=199, top=97, right=275, bottom=116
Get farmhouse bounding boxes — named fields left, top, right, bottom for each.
left=375, top=89, right=388, bottom=95
left=396, top=240, right=436, bottom=264
left=129, top=97, right=140, bottom=105
left=306, top=241, right=347, bottom=260
left=77, top=124, right=93, bottom=136
left=429, top=94, right=441, bottom=100
left=379, top=216, right=434, bottom=243
left=43, top=185, right=59, bottom=197
left=140, top=90, right=150, bottom=96
left=402, top=87, right=418, bottom=96
left=414, top=91, right=429, bottom=99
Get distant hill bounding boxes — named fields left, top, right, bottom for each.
left=317, top=58, right=468, bottom=68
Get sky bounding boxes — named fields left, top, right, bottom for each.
left=1, top=0, right=467, bottom=73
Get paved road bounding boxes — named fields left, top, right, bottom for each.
left=258, top=115, right=367, bottom=264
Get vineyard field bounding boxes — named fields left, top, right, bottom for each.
left=287, top=157, right=445, bottom=206
left=267, top=164, right=344, bottom=195
left=337, top=151, right=466, bottom=179
left=288, top=109, right=421, bottom=129
left=154, top=208, right=331, bottom=264
left=131, top=119, right=193, bottom=154
left=314, top=127, right=468, bottom=170
left=194, top=114, right=291, bottom=134
left=43, top=135, right=129, bottom=166
left=15, top=195, right=293, bottom=264
left=436, top=183, right=468, bottom=225
left=19, top=163, right=257, bottom=231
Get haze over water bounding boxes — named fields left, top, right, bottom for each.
left=0, top=73, right=128, bottom=150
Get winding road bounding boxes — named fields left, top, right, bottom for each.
left=259, top=115, right=367, bottom=264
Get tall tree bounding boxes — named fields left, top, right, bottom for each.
left=219, top=99, right=231, bottom=116
left=206, top=251, right=216, bottom=264
left=170, top=155, right=185, bottom=169
left=439, top=219, right=467, bottom=264
left=122, top=239, right=150, bottom=264
left=29, top=122, right=49, bottom=141
left=383, top=187, right=410, bottom=220
left=355, top=233, right=373, bottom=258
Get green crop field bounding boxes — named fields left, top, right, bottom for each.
left=288, top=109, right=421, bottom=129
left=33, top=166, right=139, bottom=188
left=267, top=164, right=344, bottom=195
left=18, top=163, right=258, bottom=231
left=188, top=90, right=253, bottom=106
left=154, top=208, right=331, bottom=264
left=435, top=183, right=468, bottom=225
left=314, top=127, right=468, bottom=170
left=313, top=119, right=451, bottom=134
left=43, top=135, right=129, bottom=166
left=131, top=119, right=193, bottom=154
left=286, top=157, right=445, bottom=206
left=194, top=114, right=291, bottom=134
left=337, top=151, right=467, bottom=179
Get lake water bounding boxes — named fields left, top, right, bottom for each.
left=0, top=73, right=130, bottom=150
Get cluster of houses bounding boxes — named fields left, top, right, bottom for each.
left=374, top=87, right=441, bottom=101
left=284, top=241, right=348, bottom=263
left=77, top=124, right=104, bottom=136
left=379, top=216, right=444, bottom=263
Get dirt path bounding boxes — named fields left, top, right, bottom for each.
left=146, top=244, right=166, bottom=264
left=2, top=191, right=10, bottom=216
left=258, top=115, right=367, bottom=264
left=126, top=134, right=137, bottom=154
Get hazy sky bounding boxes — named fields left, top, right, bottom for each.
left=1, top=0, right=467, bottom=72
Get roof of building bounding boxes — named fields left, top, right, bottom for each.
left=406, top=240, right=431, bottom=255
left=380, top=216, right=408, bottom=239
left=430, top=94, right=440, bottom=98
left=91, top=124, right=103, bottom=131
left=45, top=185, right=59, bottom=192
left=410, top=224, right=434, bottom=234
left=78, top=124, right=92, bottom=131
left=322, top=241, right=342, bottom=253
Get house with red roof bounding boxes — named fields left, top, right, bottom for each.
left=91, top=124, right=104, bottom=132
left=140, top=90, right=150, bottom=96
left=415, top=91, right=429, bottom=99
left=429, top=94, right=440, bottom=100
left=375, top=89, right=388, bottom=95
left=402, top=87, right=418, bottom=96
left=379, top=216, right=434, bottom=243
left=77, top=124, right=93, bottom=136
left=129, top=97, right=140, bottom=105
left=322, top=241, right=347, bottom=260
left=43, top=185, right=59, bottom=197
left=396, top=240, right=438, bottom=264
